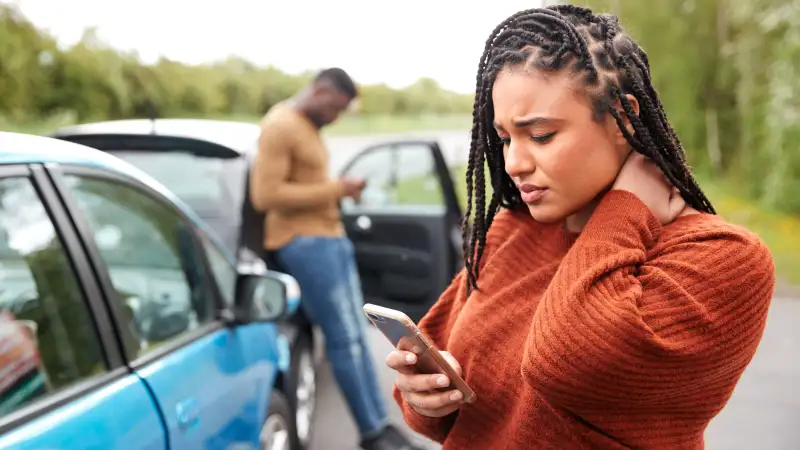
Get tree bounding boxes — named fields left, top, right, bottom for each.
left=580, top=0, right=800, bottom=213
left=0, top=3, right=474, bottom=129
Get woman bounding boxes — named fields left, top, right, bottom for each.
left=386, top=5, right=775, bottom=450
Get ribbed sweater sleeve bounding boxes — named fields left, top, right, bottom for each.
left=393, top=210, right=516, bottom=443
left=522, top=190, right=775, bottom=432
left=392, top=270, right=464, bottom=443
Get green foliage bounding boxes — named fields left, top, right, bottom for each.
left=0, top=4, right=473, bottom=131
left=576, top=0, right=800, bottom=216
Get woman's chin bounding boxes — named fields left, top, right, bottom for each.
left=525, top=203, right=566, bottom=224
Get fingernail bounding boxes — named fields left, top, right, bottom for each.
left=405, top=353, right=416, bottom=363
left=449, top=391, right=463, bottom=401
left=437, top=376, right=449, bottom=387
left=411, top=346, right=422, bottom=354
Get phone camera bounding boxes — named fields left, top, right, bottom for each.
left=366, top=313, right=385, bottom=322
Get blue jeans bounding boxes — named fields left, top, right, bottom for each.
left=274, top=236, right=389, bottom=439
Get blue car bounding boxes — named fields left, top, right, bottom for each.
left=0, top=132, right=302, bottom=450
left=48, top=118, right=467, bottom=449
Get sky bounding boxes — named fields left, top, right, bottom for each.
left=11, top=0, right=545, bottom=94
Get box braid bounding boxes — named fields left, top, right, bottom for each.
left=462, top=5, right=715, bottom=295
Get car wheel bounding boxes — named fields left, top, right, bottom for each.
left=288, top=333, right=316, bottom=449
left=260, top=391, right=294, bottom=450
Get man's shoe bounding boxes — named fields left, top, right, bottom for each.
left=360, top=424, right=426, bottom=450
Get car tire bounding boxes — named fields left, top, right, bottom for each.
left=287, top=333, right=316, bottom=449
left=260, top=391, right=294, bottom=450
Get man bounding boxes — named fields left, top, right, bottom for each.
left=250, top=68, right=423, bottom=450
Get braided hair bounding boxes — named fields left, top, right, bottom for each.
left=462, top=5, right=715, bottom=295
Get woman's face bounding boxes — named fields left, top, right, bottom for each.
left=492, top=67, right=634, bottom=229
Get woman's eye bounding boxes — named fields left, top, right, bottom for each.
left=531, top=132, right=556, bottom=144
left=499, top=133, right=554, bottom=145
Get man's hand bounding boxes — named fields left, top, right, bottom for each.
left=340, top=177, right=367, bottom=201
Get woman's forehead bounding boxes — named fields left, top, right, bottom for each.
left=492, top=69, right=590, bottom=122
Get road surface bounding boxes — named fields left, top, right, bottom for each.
left=305, top=133, right=800, bottom=449
left=309, top=298, right=799, bottom=450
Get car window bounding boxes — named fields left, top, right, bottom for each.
left=340, top=143, right=445, bottom=211
left=199, top=234, right=237, bottom=307
left=107, top=151, right=246, bottom=217
left=62, top=175, right=217, bottom=359
left=0, top=177, right=104, bottom=418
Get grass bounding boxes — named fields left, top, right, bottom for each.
left=1, top=113, right=473, bottom=137
left=0, top=112, right=77, bottom=135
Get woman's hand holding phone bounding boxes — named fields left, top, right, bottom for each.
left=386, top=342, right=465, bottom=418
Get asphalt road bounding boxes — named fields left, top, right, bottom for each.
left=305, top=133, right=800, bottom=449
left=309, top=298, right=800, bottom=450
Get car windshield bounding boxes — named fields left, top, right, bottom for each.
left=106, top=151, right=247, bottom=216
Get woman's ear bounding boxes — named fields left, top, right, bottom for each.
left=624, top=94, right=640, bottom=118
left=611, top=94, right=640, bottom=146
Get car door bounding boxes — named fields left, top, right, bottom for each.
left=46, top=164, right=283, bottom=450
left=0, top=164, right=165, bottom=450
left=338, top=140, right=463, bottom=322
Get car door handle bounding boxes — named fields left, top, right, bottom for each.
left=176, top=397, right=199, bottom=430
left=355, top=215, right=372, bottom=233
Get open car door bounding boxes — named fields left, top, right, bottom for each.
left=339, top=140, right=463, bottom=322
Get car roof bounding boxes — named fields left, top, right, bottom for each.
left=0, top=131, right=230, bottom=257
left=51, top=118, right=261, bottom=155
left=1, top=131, right=156, bottom=178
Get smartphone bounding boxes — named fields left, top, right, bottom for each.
left=363, top=303, right=476, bottom=403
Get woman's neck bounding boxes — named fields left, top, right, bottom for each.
left=564, top=199, right=599, bottom=233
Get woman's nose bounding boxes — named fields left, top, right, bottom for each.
left=504, top=140, right=536, bottom=178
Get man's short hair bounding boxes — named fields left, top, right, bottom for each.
left=314, top=68, right=358, bottom=98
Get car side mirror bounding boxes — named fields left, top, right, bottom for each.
left=265, top=271, right=301, bottom=316
left=233, top=271, right=301, bottom=323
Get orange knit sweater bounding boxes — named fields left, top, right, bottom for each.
left=393, top=190, right=775, bottom=449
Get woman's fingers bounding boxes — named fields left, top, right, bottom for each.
left=386, top=350, right=418, bottom=374
left=388, top=344, right=467, bottom=418
left=404, top=389, right=463, bottom=412
left=396, top=372, right=451, bottom=393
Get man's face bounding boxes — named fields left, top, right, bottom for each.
left=307, top=83, right=353, bottom=127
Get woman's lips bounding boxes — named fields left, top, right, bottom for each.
left=518, top=183, right=548, bottom=203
